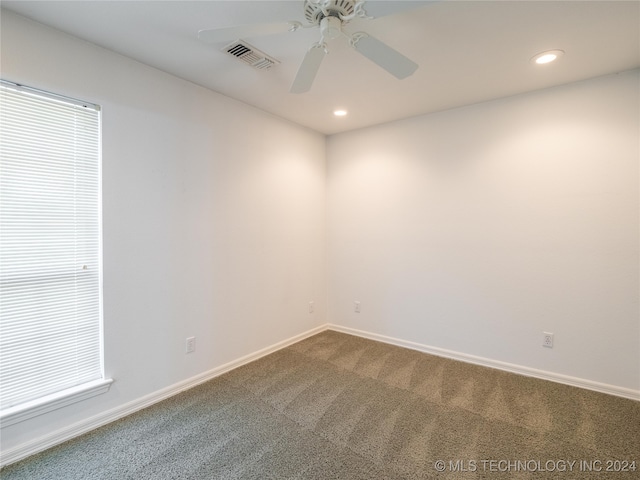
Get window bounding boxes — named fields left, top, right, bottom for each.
left=0, top=81, right=111, bottom=425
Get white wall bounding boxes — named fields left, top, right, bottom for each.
left=1, top=11, right=326, bottom=453
left=327, top=70, right=639, bottom=392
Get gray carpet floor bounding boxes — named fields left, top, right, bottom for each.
left=2, top=330, right=639, bottom=479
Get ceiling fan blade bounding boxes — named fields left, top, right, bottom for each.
left=351, top=34, right=418, bottom=79
left=356, top=0, right=436, bottom=19
left=290, top=44, right=326, bottom=94
left=198, top=22, right=295, bottom=43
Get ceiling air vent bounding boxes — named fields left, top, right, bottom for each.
left=222, top=40, right=280, bottom=70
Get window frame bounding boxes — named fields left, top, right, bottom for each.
left=0, top=80, right=112, bottom=426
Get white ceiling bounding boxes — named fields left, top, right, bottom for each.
left=3, top=0, right=639, bottom=135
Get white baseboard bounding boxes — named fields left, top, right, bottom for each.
left=0, top=323, right=329, bottom=468
left=327, top=324, right=640, bottom=401
left=4, top=322, right=637, bottom=467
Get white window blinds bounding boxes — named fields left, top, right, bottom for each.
left=0, top=81, right=103, bottom=411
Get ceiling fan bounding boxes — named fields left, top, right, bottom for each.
left=197, top=0, right=423, bottom=93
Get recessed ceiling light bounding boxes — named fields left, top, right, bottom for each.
left=333, top=109, right=348, bottom=117
left=531, top=50, right=564, bottom=65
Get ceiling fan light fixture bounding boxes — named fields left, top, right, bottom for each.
left=531, top=49, right=564, bottom=65
left=320, top=16, right=342, bottom=40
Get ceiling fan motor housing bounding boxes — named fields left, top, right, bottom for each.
left=304, top=0, right=356, bottom=25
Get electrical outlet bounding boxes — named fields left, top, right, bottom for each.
left=186, top=336, right=196, bottom=354
left=354, top=301, right=361, bottom=313
left=543, top=332, right=553, bottom=348
left=309, top=301, right=314, bottom=313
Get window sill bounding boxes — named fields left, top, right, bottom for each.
left=1, top=378, right=114, bottom=427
